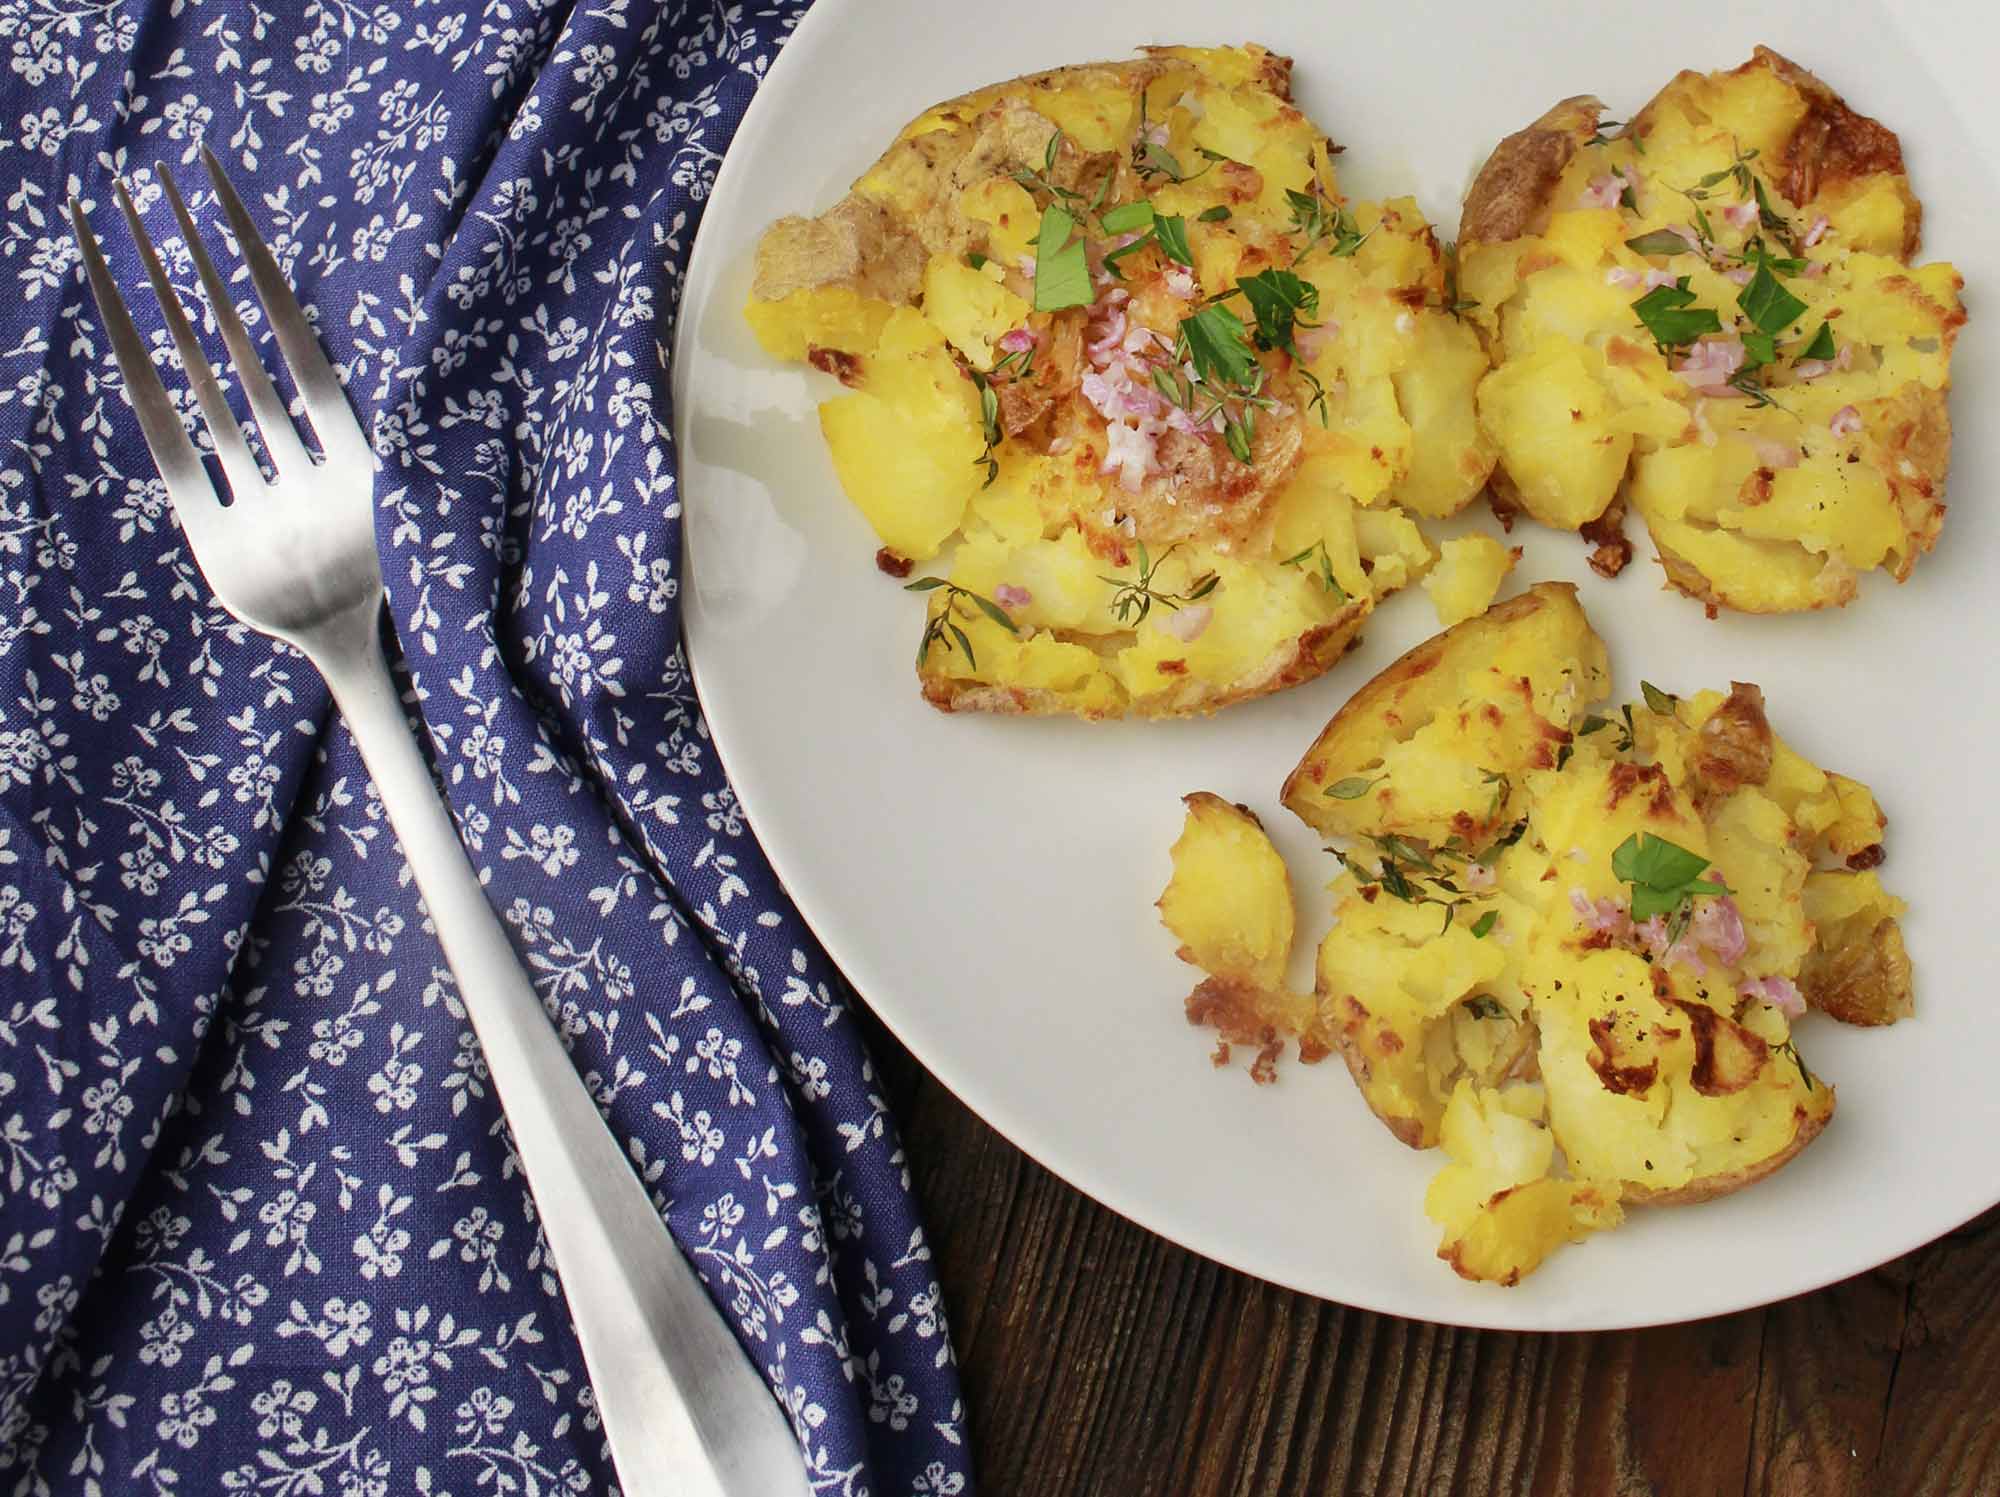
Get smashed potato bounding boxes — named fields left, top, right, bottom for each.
left=1460, top=48, right=1964, bottom=612
left=1157, top=794, right=1318, bottom=1084
left=1423, top=534, right=1518, bottom=628
left=749, top=45, right=1497, bottom=717
left=1167, top=589, right=1912, bottom=1282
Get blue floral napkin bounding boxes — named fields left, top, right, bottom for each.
left=0, top=4, right=970, bottom=1493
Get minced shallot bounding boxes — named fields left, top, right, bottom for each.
left=1160, top=604, right=1212, bottom=643
left=1676, top=337, right=1746, bottom=394
left=1740, top=974, right=1807, bottom=1018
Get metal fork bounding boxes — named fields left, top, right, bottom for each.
left=69, top=149, right=809, bottom=1497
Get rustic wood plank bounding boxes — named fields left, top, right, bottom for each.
left=862, top=1007, right=2000, bottom=1497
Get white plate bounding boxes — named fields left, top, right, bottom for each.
left=675, top=0, right=1996, bottom=1329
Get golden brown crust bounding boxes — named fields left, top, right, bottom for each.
left=1621, top=1096, right=1833, bottom=1206
left=752, top=196, right=928, bottom=305
left=1578, top=498, right=1634, bottom=579
left=1802, top=915, right=1915, bottom=1027
left=1459, top=95, right=1604, bottom=244
left=1468, top=49, right=1923, bottom=259
left=1279, top=582, right=1577, bottom=816
left=1185, top=974, right=1289, bottom=1084
left=1864, top=383, right=1954, bottom=579
left=753, top=48, right=1301, bottom=311
left=1333, top=1031, right=1427, bottom=1149
left=1740, top=46, right=1921, bottom=257
left=1689, top=682, right=1774, bottom=798
left=921, top=604, right=1367, bottom=720
left=1649, top=540, right=1857, bottom=615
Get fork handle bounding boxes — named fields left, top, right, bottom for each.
left=315, top=605, right=808, bottom=1497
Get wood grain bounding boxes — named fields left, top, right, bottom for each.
left=865, top=1007, right=2000, bottom=1497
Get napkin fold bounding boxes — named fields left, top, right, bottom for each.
left=0, top=4, right=969, bottom=1492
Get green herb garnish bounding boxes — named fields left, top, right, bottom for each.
left=1152, top=213, right=1194, bottom=268
left=1470, top=912, right=1499, bottom=941
left=1281, top=538, right=1348, bottom=599
left=1197, top=204, right=1232, bottom=223
left=1799, top=321, right=1836, bottom=363
left=906, top=578, right=1017, bottom=670
left=1324, top=774, right=1383, bottom=801
left=1235, top=268, right=1320, bottom=354
left=1434, top=239, right=1477, bottom=320
left=1632, top=276, right=1723, bottom=350
left=1032, top=204, right=1092, bottom=313
left=1181, top=301, right=1258, bottom=387
left=1639, top=680, right=1678, bottom=716
left=1285, top=186, right=1369, bottom=262
left=1777, top=1039, right=1818, bottom=1091
left=1099, top=199, right=1155, bottom=235
left=1099, top=541, right=1220, bottom=627
left=1737, top=258, right=1808, bottom=338
left=1610, top=833, right=1728, bottom=923
left=1624, top=228, right=1694, bottom=257
left=969, top=373, right=1003, bottom=487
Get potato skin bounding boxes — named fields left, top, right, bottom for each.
left=1730, top=46, right=1920, bottom=257
left=1458, top=95, right=1604, bottom=244
left=1620, top=1097, right=1832, bottom=1206
left=1279, top=580, right=1605, bottom=843
left=923, top=609, right=1366, bottom=720
left=1462, top=48, right=1916, bottom=255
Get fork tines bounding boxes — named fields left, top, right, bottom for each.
left=68, top=147, right=371, bottom=511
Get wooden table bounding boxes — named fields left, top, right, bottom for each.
left=868, top=1011, right=1999, bottom=1496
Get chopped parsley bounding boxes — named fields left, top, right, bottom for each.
left=1632, top=276, right=1723, bottom=350
left=1233, top=267, right=1321, bottom=354
left=1611, top=833, right=1727, bottom=923
left=1031, top=203, right=1092, bottom=313
left=1180, top=301, right=1259, bottom=388
left=1737, top=258, right=1808, bottom=338
left=1099, top=199, right=1154, bottom=236
left=1152, top=213, right=1194, bottom=267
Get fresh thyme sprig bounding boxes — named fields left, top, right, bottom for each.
left=1011, top=129, right=1114, bottom=221
left=906, top=578, right=1017, bottom=670
left=1776, top=1039, right=1818, bottom=1091
left=1099, top=540, right=1219, bottom=626
left=1279, top=538, right=1347, bottom=599
left=965, top=342, right=1039, bottom=487
left=1285, top=184, right=1369, bottom=263
left=1336, top=833, right=1499, bottom=935
left=1434, top=239, right=1477, bottom=320
left=1672, top=136, right=1799, bottom=253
